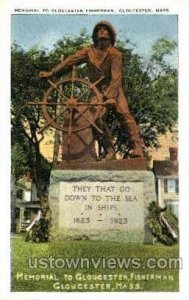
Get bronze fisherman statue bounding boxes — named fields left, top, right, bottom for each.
left=39, top=20, right=143, bottom=158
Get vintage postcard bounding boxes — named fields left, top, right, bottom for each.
left=0, top=0, right=189, bottom=299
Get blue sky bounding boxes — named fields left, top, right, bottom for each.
left=11, top=14, right=178, bottom=60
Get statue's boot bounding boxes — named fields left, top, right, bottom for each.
left=132, top=138, right=143, bottom=157
left=121, top=116, right=143, bottom=158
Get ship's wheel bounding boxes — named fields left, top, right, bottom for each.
left=29, top=66, right=115, bottom=162
left=31, top=66, right=106, bottom=128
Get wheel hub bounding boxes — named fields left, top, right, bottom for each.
left=67, top=97, right=77, bottom=108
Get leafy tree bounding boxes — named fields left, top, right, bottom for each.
left=140, top=38, right=178, bottom=147
left=11, top=43, right=52, bottom=198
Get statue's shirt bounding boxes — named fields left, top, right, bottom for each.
left=51, top=45, right=123, bottom=99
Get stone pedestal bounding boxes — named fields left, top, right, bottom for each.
left=49, top=170, right=156, bottom=243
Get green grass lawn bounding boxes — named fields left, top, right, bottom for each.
left=11, top=234, right=179, bottom=292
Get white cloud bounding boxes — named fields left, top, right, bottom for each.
left=38, top=30, right=62, bottom=51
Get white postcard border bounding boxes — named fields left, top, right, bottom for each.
left=1, top=0, right=189, bottom=299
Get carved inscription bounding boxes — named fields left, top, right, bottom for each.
left=59, top=181, right=144, bottom=230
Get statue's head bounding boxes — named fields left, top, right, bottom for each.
left=92, top=20, right=116, bottom=46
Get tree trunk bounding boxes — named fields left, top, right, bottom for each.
left=29, top=142, right=44, bottom=201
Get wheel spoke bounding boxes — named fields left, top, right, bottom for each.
left=90, top=76, right=105, bottom=88
left=71, top=82, right=74, bottom=98
left=72, top=65, right=76, bottom=80
left=28, top=101, right=66, bottom=106
left=67, top=109, right=73, bottom=147
left=77, top=98, right=116, bottom=107
left=67, top=108, right=73, bottom=161
left=76, top=88, right=90, bottom=101
left=76, top=107, right=103, bottom=134
left=71, top=66, right=77, bottom=98
left=48, top=79, right=68, bottom=102
left=76, top=76, right=104, bottom=102
left=38, top=107, right=68, bottom=133
left=77, top=88, right=89, bottom=100
left=77, top=102, right=104, bottom=106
